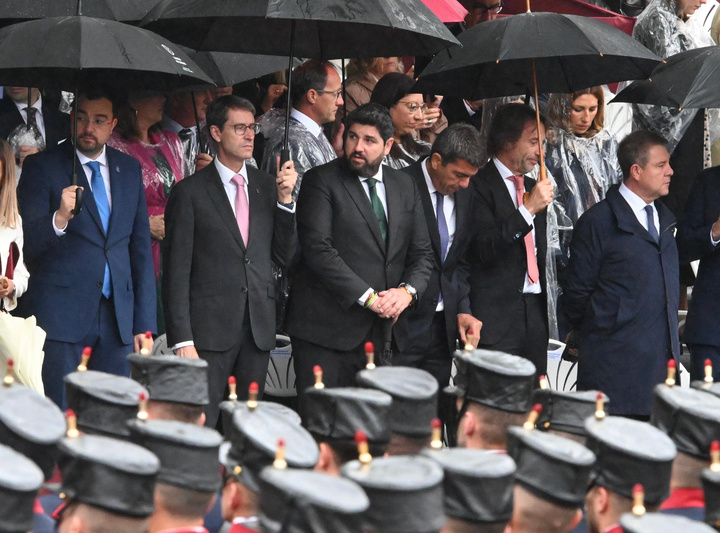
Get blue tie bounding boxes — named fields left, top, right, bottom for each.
left=644, top=205, right=659, bottom=243
left=87, top=161, right=112, bottom=298
left=436, top=192, right=450, bottom=306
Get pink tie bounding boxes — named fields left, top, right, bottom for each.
left=509, top=175, right=539, bottom=285
left=231, top=174, right=249, bottom=246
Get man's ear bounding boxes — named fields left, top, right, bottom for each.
left=315, top=442, right=339, bottom=476
left=567, top=509, right=583, bottom=532
left=67, top=515, right=84, bottom=533
left=383, top=137, right=394, bottom=156
left=463, top=410, right=477, bottom=439
left=209, top=125, right=222, bottom=143
left=198, top=412, right=206, bottom=427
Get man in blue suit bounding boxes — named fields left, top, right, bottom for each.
left=17, top=85, right=156, bottom=408
left=562, top=130, right=679, bottom=419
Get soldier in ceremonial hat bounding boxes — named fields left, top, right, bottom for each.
left=619, top=486, right=716, bottom=533
left=533, top=386, right=609, bottom=444
left=582, top=410, right=676, bottom=533
left=651, top=379, right=720, bottom=519
left=341, top=436, right=446, bottom=533
left=505, top=410, right=595, bottom=533
left=446, top=349, right=535, bottom=451
left=54, top=426, right=160, bottom=533
left=0, top=443, right=44, bottom=533
left=127, top=418, right=223, bottom=533
left=219, top=380, right=301, bottom=434
left=424, top=446, right=516, bottom=533
left=128, top=351, right=209, bottom=425
left=356, top=365, right=438, bottom=455
left=258, top=466, right=370, bottom=533
left=301, top=376, right=393, bottom=475
left=219, top=398, right=319, bottom=531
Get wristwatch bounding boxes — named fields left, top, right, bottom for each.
left=399, top=283, right=417, bottom=306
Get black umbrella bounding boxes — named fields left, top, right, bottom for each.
left=0, top=0, right=160, bottom=26
left=142, top=0, right=460, bottom=163
left=0, top=15, right=213, bottom=213
left=612, top=46, right=720, bottom=110
left=182, top=50, right=301, bottom=88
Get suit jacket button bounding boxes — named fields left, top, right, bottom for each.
left=241, top=287, right=248, bottom=293
left=432, top=299, right=438, bottom=306
left=97, top=281, right=102, bottom=287
left=105, top=248, right=110, bottom=254
left=514, top=232, right=522, bottom=239
left=244, top=258, right=250, bottom=264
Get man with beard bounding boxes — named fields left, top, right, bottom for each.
left=17, top=85, right=156, bottom=408
left=287, top=103, right=433, bottom=395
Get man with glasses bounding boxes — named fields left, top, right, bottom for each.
left=163, top=95, right=298, bottom=429
left=261, top=59, right=342, bottom=200
left=461, top=0, right=503, bottom=28
left=17, top=85, right=156, bottom=408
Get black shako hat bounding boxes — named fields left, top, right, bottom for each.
left=445, top=349, right=535, bottom=413
left=701, top=468, right=720, bottom=529
left=534, top=389, right=609, bottom=436
left=258, top=467, right=369, bottom=533
left=0, top=443, right=44, bottom=533
left=423, top=448, right=515, bottom=524
left=584, top=415, right=676, bottom=505
left=356, top=367, right=437, bottom=437
left=128, top=354, right=209, bottom=406
left=507, top=426, right=595, bottom=507
left=651, top=384, right=720, bottom=460
left=620, top=512, right=716, bottom=533
left=58, top=434, right=160, bottom=518
left=341, top=455, right=445, bottom=533
left=302, top=387, right=392, bottom=445
left=219, top=399, right=301, bottom=439
left=220, top=407, right=318, bottom=493
left=64, top=370, right=148, bottom=438
left=0, top=383, right=65, bottom=480
left=128, top=419, right=222, bottom=492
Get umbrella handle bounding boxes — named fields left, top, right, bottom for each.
left=72, top=187, right=83, bottom=216
left=280, top=149, right=291, bottom=166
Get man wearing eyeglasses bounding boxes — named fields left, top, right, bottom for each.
left=17, top=85, right=156, bottom=408
left=163, top=95, right=298, bottom=429
left=261, top=59, right=342, bottom=201
left=461, top=0, right=503, bottom=28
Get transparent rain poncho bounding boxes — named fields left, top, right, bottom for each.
left=632, top=0, right=716, bottom=152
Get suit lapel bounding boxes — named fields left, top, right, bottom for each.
left=204, top=166, right=246, bottom=250
left=384, top=169, right=403, bottom=255
left=447, top=186, right=472, bottom=262
left=410, top=163, right=442, bottom=261
left=246, top=168, right=264, bottom=250
left=486, top=162, right=517, bottom=217
left=68, top=147, right=104, bottom=236
left=107, top=149, right=125, bottom=238
left=342, top=167, right=386, bottom=253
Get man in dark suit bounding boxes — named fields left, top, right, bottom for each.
left=440, top=98, right=483, bottom=132
left=562, top=130, right=679, bottom=418
left=393, top=124, right=483, bottom=388
left=163, top=95, right=297, bottom=428
left=287, top=103, right=433, bottom=394
left=677, top=165, right=720, bottom=381
left=467, top=103, right=554, bottom=377
left=0, top=87, right=70, bottom=163
left=17, top=85, right=156, bottom=408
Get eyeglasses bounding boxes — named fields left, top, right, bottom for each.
left=76, top=115, right=112, bottom=127
left=229, top=123, right=261, bottom=136
left=396, top=101, right=427, bottom=114
left=472, top=1, right=503, bottom=13
left=317, top=89, right=343, bottom=100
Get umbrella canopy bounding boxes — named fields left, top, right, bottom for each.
left=502, top=0, right=636, bottom=35
left=421, top=0, right=468, bottom=23
left=0, top=15, right=213, bottom=92
left=183, top=49, right=300, bottom=88
left=612, top=46, right=720, bottom=110
left=141, top=0, right=460, bottom=58
left=413, top=11, right=660, bottom=100
left=0, top=0, right=160, bottom=26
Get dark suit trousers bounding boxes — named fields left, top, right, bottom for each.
left=43, top=296, right=131, bottom=409
left=201, top=304, right=270, bottom=431
left=480, top=293, right=548, bottom=378
left=393, top=311, right=452, bottom=388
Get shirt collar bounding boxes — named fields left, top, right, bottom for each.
left=290, top=108, right=323, bottom=138
left=360, top=165, right=384, bottom=183
left=13, top=94, right=42, bottom=114
left=619, top=181, right=654, bottom=214
left=421, top=156, right=438, bottom=195
left=215, top=157, right=247, bottom=187
left=493, top=157, right=517, bottom=180
left=161, top=114, right=194, bottom=135
left=77, top=145, right=108, bottom=168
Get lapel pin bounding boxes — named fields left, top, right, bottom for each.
left=115, top=166, right=120, bottom=172
left=255, top=188, right=260, bottom=194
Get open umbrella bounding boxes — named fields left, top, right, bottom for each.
left=421, top=0, right=469, bottom=23
left=0, top=14, right=212, bottom=213
left=142, top=0, right=460, bottom=163
left=612, top=46, right=720, bottom=110
left=182, top=49, right=300, bottom=88
left=0, top=0, right=160, bottom=26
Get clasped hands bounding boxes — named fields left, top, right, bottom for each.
left=368, top=288, right=413, bottom=322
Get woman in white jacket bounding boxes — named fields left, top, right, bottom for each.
left=0, top=138, right=29, bottom=311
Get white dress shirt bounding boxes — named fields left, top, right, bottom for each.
left=422, top=157, right=456, bottom=312
left=618, top=182, right=658, bottom=234
left=357, top=166, right=388, bottom=306
left=13, top=94, right=46, bottom=143
left=493, top=158, right=541, bottom=294
left=291, top=108, right=323, bottom=137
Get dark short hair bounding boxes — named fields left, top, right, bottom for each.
left=370, top=72, right=416, bottom=110
left=206, top=95, right=256, bottom=131
left=345, top=103, right=394, bottom=143
left=431, top=123, right=483, bottom=168
left=76, top=84, right=121, bottom=117
left=486, top=103, right=547, bottom=158
left=617, top=130, right=668, bottom=181
left=290, top=60, right=334, bottom=108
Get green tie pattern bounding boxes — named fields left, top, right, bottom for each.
left=365, top=178, right=387, bottom=243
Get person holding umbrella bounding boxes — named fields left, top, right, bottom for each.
left=17, top=84, right=157, bottom=408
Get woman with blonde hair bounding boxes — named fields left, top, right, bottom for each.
left=0, top=138, right=29, bottom=311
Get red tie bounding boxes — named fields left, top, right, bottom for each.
left=509, top=175, right=539, bottom=284
left=231, top=174, right=249, bottom=246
